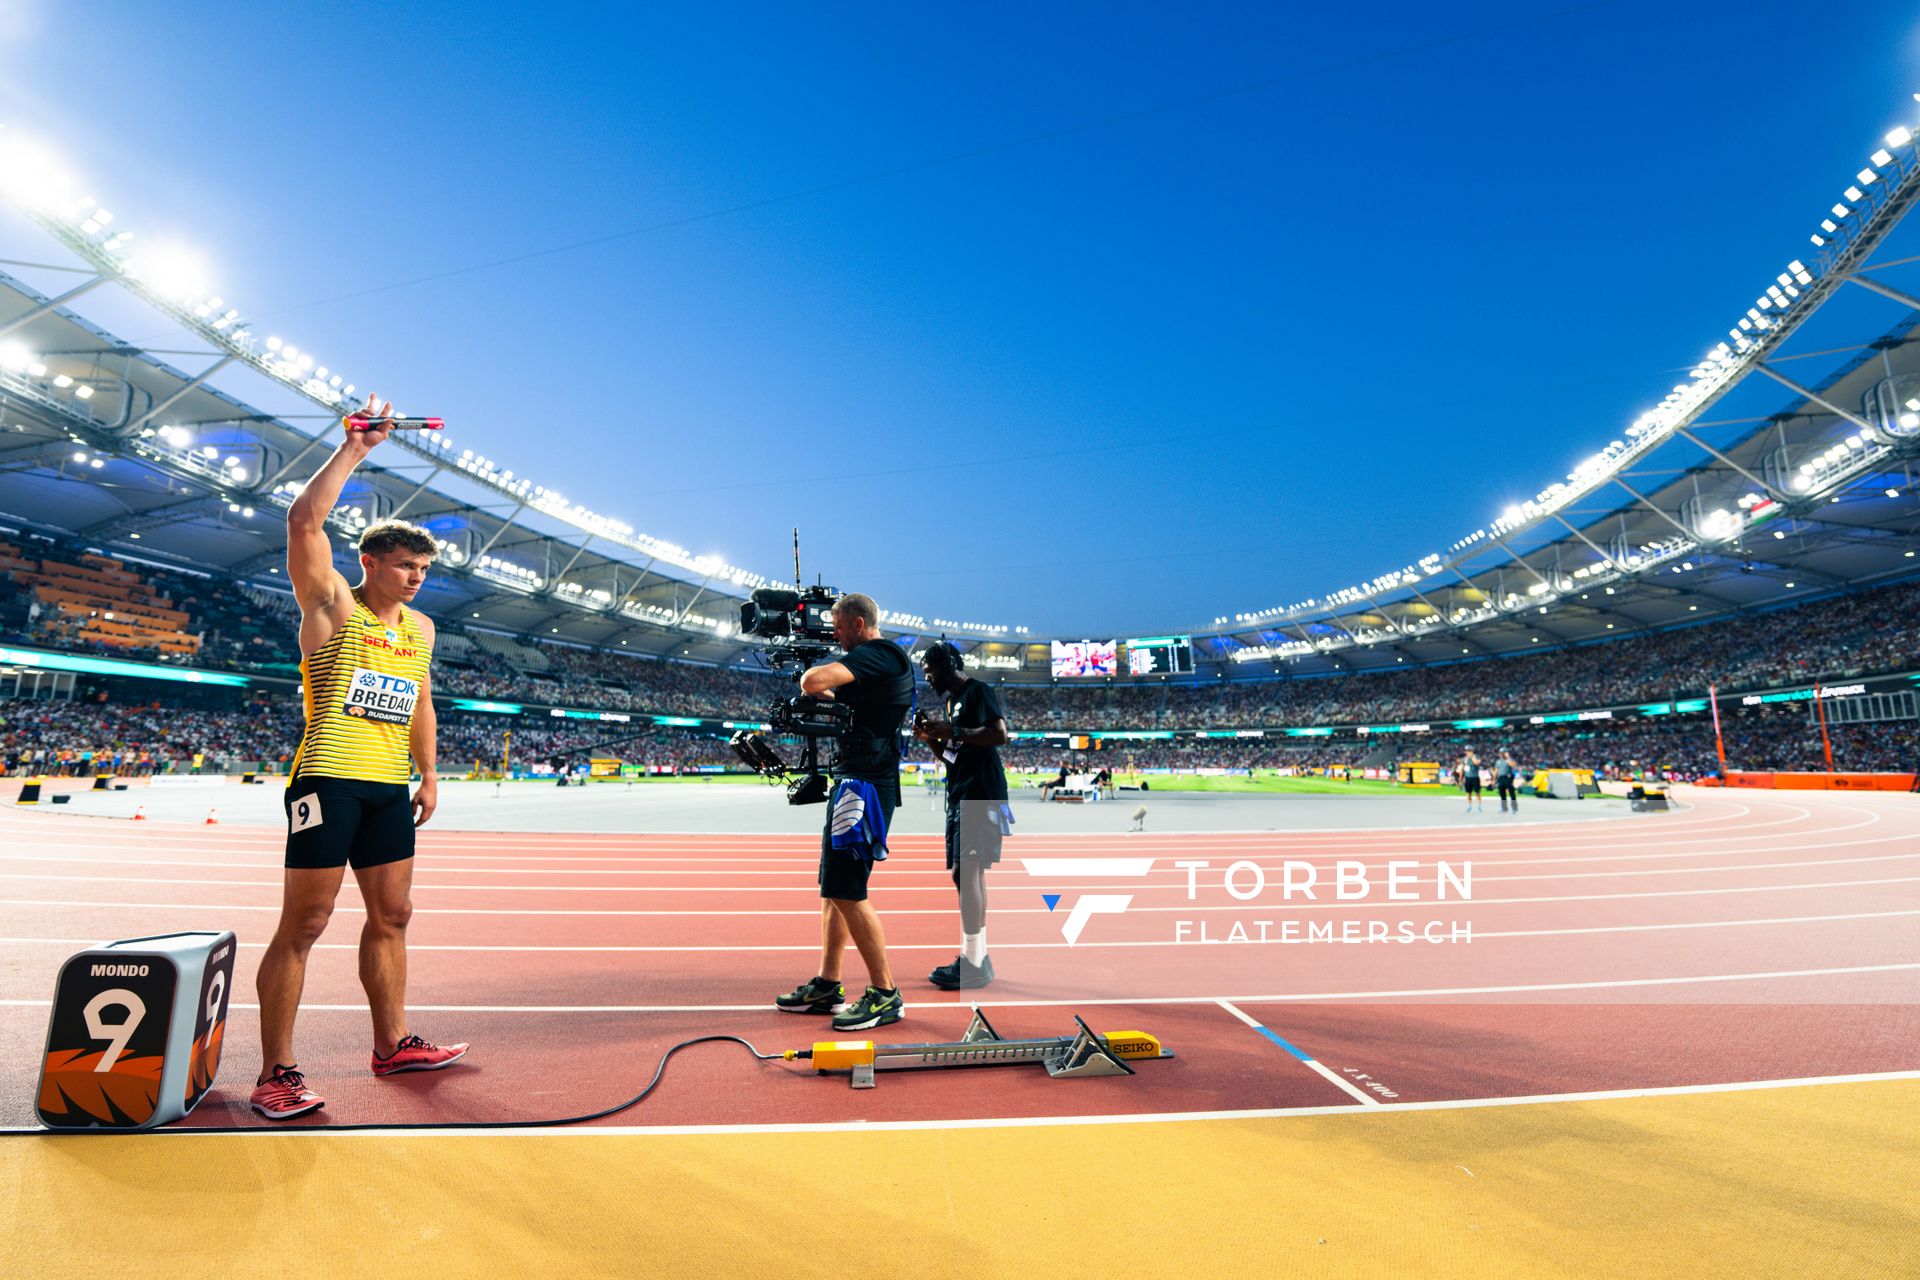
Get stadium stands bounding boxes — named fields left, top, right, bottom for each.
left=3, top=534, right=1917, bottom=778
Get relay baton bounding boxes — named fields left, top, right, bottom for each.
left=345, top=414, right=444, bottom=432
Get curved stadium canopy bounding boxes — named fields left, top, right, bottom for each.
left=2, top=119, right=1919, bottom=679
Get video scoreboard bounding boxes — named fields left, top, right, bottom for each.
left=1051, top=636, right=1195, bottom=677
left=1125, top=635, right=1195, bottom=676
left=1051, top=640, right=1117, bottom=678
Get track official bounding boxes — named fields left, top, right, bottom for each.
left=251, top=396, right=467, bottom=1121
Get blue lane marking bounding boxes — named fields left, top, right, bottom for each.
left=1252, top=1024, right=1315, bottom=1063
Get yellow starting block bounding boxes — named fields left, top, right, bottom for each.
left=792, top=1009, right=1172, bottom=1089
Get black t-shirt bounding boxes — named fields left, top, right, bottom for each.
left=830, top=638, right=914, bottom=786
left=943, top=678, right=1009, bottom=803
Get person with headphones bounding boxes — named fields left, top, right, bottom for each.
left=914, top=640, right=1011, bottom=989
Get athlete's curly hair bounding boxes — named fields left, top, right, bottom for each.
left=358, top=519, right=438, bottom=560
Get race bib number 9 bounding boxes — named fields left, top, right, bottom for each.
left=343, top=667, right=419, bottom=725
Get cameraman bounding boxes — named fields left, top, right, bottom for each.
left=774, top=593, right=913, bottom=1031
left=915, top=641, right=1010, bottom=990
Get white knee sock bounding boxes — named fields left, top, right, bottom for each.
left=962, top=930, right=986, bottom=964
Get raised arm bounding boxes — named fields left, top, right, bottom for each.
left=287, top=397, right=392, bottom=638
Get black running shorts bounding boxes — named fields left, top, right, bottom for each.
left=944, top=801, right=1005, bottom=871
left=284, top=776, right=415, bottom=871
left=818, top=781, right=896, bottom=902
left=1462, top=777, right=1482, bottom=796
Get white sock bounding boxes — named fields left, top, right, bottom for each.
left=962, top=930, right=986, bottom=965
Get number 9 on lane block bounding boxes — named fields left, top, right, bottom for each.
left=36, top=931, right=238, bottom=1130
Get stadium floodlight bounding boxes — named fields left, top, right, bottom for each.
left=1888, top=126, right=1913, bottom=147
left=1873, top=149, right=1895, bottom=166
left=129, top=245, right=211, bottom=302
left=1832, top=203, right=1851, bottom=218
left=1845, top=186, right=1865, bottom=202
left=1859, top=169, right=1879, bottom=185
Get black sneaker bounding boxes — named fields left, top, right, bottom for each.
left=832, top=986, right=905, bottom=1031
left=928, top=955, right=995, bottom=990
left=774, top=976, right=844, bottom=1014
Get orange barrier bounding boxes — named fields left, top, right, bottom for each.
left=1726, top=770, right=1917, bottom=791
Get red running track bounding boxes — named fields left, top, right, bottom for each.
left=1, top=787, right=1915, bottom=1129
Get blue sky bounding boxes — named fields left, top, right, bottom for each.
left=4, top=1, right=1920, bottom=636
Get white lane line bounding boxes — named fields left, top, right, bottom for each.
left=5, top=874, right=1917, bottom=916
left=0, top=808, right=1900, bottom=877
left=3, top=908, right=1914, bottom=956
left=2, top=960, right=1914, bottom=1012
left=1020, top=858, right=1159, bottom=877
left=1216, top=999, right=1379, bottom=1105
left=9, top=848, right=1920, bottom=895
left=40, top=1070, right=1908, bottom=1138
left=0, top=807, right=1862, bottom=865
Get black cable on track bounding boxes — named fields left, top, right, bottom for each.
left=0, top=1035, right=785, bottom=1135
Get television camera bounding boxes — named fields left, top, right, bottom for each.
left=730, top=575, right=856, bottom=806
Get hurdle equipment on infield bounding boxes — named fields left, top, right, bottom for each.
left=14, top=776, right=43, bottom=804
left=790, top=1008, right=1172, bottom=1090
left=36, top=932, right=237, bottom=1130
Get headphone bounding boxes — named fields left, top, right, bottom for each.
left=924, top=638, right=966, bottom=672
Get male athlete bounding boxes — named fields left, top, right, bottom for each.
left=251, top=396, right=466, bottom=1120
left=774, top=593, right=914, bottom=1031
left=914, top=641, right=1010, bottom=989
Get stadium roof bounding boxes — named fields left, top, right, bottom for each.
left=3, top=115, right=1920, bottom=679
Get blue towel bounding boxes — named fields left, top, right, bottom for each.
left=829, top=779, right=890, bottom=863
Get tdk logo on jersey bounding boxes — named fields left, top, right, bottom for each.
left=342, top=667, right=421, bottom=726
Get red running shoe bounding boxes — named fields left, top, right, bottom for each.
left=250, top=1065, right=325, bottom=1120
left=371, top=1033, right=469, bottom=1077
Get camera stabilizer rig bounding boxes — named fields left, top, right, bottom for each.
left=730, top=533, right=855, bottom=805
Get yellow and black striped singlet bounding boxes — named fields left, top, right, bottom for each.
left=290, top=591, right=432, bottom=784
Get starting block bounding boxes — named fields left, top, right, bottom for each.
left=1629, top=785, right=1671, bottom=813
left=797, top=1009, right=1172, bottom=1089
left=36, top=931, right=237, bottom=1130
